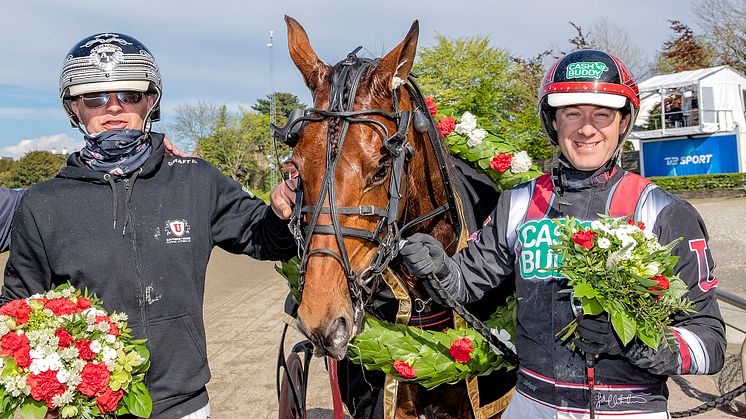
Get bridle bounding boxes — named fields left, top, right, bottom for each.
left=271, top=48, right=461, bottom=331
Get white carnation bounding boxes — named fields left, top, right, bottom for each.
left=509, top=151, right=532, bottom=173
left=454, top=112, right=477, bottom=134
left=56, top=368, right=70, bottom=384
left=466, top=128, right=487, bottom=147
left=102, top=346, right=117, bottom=361
left=110, top=312, right=128, bottom=323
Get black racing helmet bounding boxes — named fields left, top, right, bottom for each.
left=538, top=49, right=639, bottom=145
left=59, top=33, right=162, bottom=129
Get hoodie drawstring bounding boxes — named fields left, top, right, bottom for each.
left=121, top=167, right=143, bottom=236
left=104, top=174, right=118, bottom=231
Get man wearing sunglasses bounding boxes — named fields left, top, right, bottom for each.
left=2, top=32, right=297, bottom=419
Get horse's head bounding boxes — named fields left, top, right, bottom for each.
left=279, top=16, right=457, bottom=359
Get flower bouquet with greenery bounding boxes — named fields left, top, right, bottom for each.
left=425, top=97, right=542, bottom=191
left=552, top=215, right=694, bottom=350
left=0, top=283, right=151, bottom=419
left=347, top=295, right=516, bottom=389
left=277, top=258, right=517, bottom=388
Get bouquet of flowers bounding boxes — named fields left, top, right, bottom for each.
left=0, top=284, right=151, bottom=418
left=425, top=97, right=542, bottom=191
left=552, top=215, right=694, bottom=350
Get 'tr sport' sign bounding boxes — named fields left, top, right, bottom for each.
left=641, top=134, right=739, bottom=177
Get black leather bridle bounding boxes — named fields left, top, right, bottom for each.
left=271, top=48, right=461, bottom=331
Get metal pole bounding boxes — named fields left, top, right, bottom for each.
left=715, top=288, right=746, bottom=403
left=267, top=30, right=277, bottom=188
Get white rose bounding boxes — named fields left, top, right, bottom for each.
left=466, top=128, right=487, bottom=147
left=454, top=112, right=477, bottom=134
left=510, top=151, right=532, bottom=173
left=597, top=237, right=611, bottom=249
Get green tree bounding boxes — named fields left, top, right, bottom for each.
left=655, top=20, right=713, bottom=73
left=252, top=92, right=307, bottom=119
left=196, top=107, right=276, bottom=191
left=0, top=151, right=66, bottom=188
left=415, top=35, right=552, bottom=160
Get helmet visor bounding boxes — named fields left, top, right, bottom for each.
left=547, top=92, right=627, bottom=109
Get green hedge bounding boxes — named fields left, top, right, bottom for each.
left=649, top=173, right=746, bottom=191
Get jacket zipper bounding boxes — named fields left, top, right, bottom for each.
left=123, top=180, right=149, bottom=384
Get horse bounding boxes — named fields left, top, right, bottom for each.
left=275, top=16, right=514, bottom=418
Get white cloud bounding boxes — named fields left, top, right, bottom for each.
left=0, top=134, right=82, bottom=160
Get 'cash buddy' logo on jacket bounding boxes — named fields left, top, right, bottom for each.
left=165, top=219, right=191, bottom=243
left=518, top=219, right=563, bottom=279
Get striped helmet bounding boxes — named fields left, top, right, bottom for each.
left=60, top=33, right=162, bottom=128
left=538, top=49, right=639, bottom=145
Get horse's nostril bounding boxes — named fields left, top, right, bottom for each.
left=326, top=316, right=350, bottom=349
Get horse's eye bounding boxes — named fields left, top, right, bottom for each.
left=371, top=162, right=390, bottom=184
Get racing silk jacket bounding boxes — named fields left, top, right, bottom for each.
left=1, top=133, right=297, bottom=419
left=440, top=164, right=726, bottom=416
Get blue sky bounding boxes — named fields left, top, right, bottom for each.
left=0, top=1, right=699, bottom=158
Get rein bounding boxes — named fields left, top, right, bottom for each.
left=271, top=47, right=461, bottom=330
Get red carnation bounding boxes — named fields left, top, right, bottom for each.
left=44, top=298, right=79, bottom=316
left=490, top=153, right=513, bottom=173
left=436, top=116, right=455, bottom=137
left=637, top=221, right=646, bottom=230
left=96, top=316, right=119, bottom=337
left=0, top=299, right=32, bottom=325
left=425, top=96, right=438, bottom=117
left=77, top=297, right=92, bottom=311
left=96, top=388, right=123, bottom=413
left=56, top=328, right=74, bottom=348
left=1, top=332, right=31, bottom=368
left=627, top=218, right=636, bottom=225
left=27, top=370, right=66, bottom=408
left=392, top=360, right=417, bottom=379
left=647, top=275, right=670, bottom=300
left=78, top=362, right=110, bottom=397
left=75, top=339, right=96, bottom=361
left=571, top=230, right=597, bottom=250
left=449, top=337, right=474, bottom=363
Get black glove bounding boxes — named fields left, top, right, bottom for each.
left=623, top=339, right=681, bottom=376
left=572, top=313, right=625, bottom=356
left=399, top=233, right=450, bottom=279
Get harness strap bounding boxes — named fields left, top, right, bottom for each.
left=607, top=172, right=652, bottom=218
left=524, top=170, right=652, bottom=223
left=525, top=174, right=554, bottom=221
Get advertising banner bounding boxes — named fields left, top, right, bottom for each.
left=641, top=134, right=739, bottom=177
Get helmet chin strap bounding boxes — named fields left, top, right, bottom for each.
left=142, top=87, right=162, bottom=134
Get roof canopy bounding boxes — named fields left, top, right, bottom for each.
left=638, top=66, right=728, bottom=93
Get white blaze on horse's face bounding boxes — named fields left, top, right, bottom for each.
left=285, top=15, right=420, bottom=360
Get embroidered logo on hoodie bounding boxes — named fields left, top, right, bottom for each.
left=165, top=219, right=191, bottom=243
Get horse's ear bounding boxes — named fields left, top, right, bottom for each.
left=285, top=15, right=331, bottom=93
left=371, top=20, right=419, bottom=92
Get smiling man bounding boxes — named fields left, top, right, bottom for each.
left=2, top=32, right=298, bottom=419
left=399, top=50, right=725, bottom=418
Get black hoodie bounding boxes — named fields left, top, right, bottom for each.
left=2, top=132, right=296, bottom=418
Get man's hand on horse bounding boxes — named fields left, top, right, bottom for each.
left=270, top=178, right=298, bottom=219
left=163, top=137, right=188, bottom=157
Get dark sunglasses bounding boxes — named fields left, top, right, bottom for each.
left=78, top=91, right=144, bottom=108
